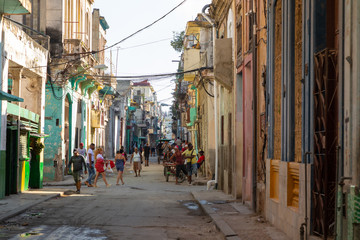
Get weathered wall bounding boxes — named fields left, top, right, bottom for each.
left=255, top=0, right=268, bottom=214
left=44, top=87, right=65, bottom=181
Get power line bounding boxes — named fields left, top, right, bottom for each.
left=90, top=67, right=213, bottom=80
left=109, top=38, right=172, bottom=51
left=66, top=0, right=187, bottom=58
left=26, top=1, right=187, bottom=71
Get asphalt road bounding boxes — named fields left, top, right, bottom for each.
left=0, top=157, right=221, bottom=240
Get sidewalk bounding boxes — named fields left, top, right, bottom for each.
left=191, top=190, right=290, bottom=240
left=0, top=188, right=70, bottom=222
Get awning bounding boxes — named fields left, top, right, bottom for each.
left=0, top=91, right=24, bottom=102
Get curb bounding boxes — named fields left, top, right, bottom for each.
left=43, top=183, right=75, bottom=187
left=0, top=191, right=66, bottom=222
left=191, top=191, right=241, bottom=240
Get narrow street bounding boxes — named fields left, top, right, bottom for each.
left=0, top=157, right=221, bottom=240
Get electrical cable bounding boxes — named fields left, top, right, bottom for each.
left=13, top=1, right=187, bottom=72
left=201, top=79, right=214, bottom=98
left=109, top=38, right=173, bottom=51
left=65, top=0, right=187, bottom=58
left=90, top=67, right=213, bottom=79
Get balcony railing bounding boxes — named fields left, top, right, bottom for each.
left=63, top=39, right=96, bottom=67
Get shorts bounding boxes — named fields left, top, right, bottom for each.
left=72, top=171, right=82, bottom=182
left=144, top=154, right=150, bottom=160
left=176, top=164, right=187, bottom=178
left=186, top=163, right=197, bottom=176
left=115, top=160, right=124, bottom=172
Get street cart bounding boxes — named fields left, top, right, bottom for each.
left=163, top=161, right=186, bottom=183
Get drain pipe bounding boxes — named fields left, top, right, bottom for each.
left=202, top=4, right=218, bottom=189
left=300, top=152, right=311, bottom=240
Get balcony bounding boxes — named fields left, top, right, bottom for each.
left=63, top=39, right=96, bottom=67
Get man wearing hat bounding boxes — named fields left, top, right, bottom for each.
left=68, top=149, right=87, bottom=194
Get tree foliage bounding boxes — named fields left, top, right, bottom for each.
left=170, top=31, right=185, bottom=52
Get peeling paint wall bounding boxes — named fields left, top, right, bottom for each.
left=44, top=87, right=65, bottom=181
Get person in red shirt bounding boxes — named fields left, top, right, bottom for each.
left=170, top=146, right=187, bottom=184
left=197, top=150, right=205, bottom=169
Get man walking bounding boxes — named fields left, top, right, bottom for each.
left=68, top=149, right=87, bottom=194
left=78, top=143, right=87, bottom=158
left=78, top=143, right=87, bottom=179
left=85, top=143, right=95, bottom=187
left=182, top=143, right=197, bottom=185
left=144, top=143, right=150, bottom=166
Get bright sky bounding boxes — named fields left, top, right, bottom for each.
left=93, top=0, right=211, bottom=109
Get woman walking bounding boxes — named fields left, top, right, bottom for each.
left=131, top=147, right=142, bottom=177
left=93, top=148, right=111, bottom=188
left=115, top=149, right=126, bottom=185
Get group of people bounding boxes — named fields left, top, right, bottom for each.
left=68, top=144, right=128, bottom=193
left=67, top=139, right=206, bottom=193
left=162, top=139, right=205, bottom=185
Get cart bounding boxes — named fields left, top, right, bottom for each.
left=163, top=161, right=186, bottom=183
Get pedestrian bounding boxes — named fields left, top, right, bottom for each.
left=85, top=143, right=95, bottom=187
left=162, top=141, right=170, bottom=161
left=170, top=146, right=187, bottom=185
left=182, top=143, right=197, bottom=185
left=175, top=137, right=182, bottom=147
left=151, top=142, right=156, bottom=157
left=195, top=150, right=205, bottom=178
left=197, top=150, right=205, bottom=169
left=68, top=149, right=87, bottom=194
left=115, top=149, right=126, bottom=185
left=131, top=147, right=142, bottom=177
left=144, top=143, right=150, bottom=166
left=77, top=143, right=87, bottom=158
left=77, top=143, right=87, bottom=179
left=156, top=141, right=162, bottom=156
left=181, top=140, right=186, bottom=150
left=120, top=146, right=128, bottom=161
left=93, top=148, right=111, bottom=188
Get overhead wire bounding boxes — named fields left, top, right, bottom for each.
left=26, top=0, right=187, bottom=70
left=91, top=67, right=213, bottom=80
left=109, top=38, right=173, bottom=51
left=65, top=0, right=187, bottom=58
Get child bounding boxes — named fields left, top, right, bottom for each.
left=197, top=150, right=205, bottom=169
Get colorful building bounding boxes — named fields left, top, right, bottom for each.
left=0, top=0, right=49, bottom=198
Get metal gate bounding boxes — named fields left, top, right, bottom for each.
left=312, top=49, right=338, bottom=238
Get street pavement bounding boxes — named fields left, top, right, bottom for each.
left=0, top=156, right=289, bottom=240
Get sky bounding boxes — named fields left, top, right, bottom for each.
left=93, top=0, right=211, bottom=109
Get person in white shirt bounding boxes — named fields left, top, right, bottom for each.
left=131, top=147, right=142, bottom=177
left=84, top=143, right=95, bottom=187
